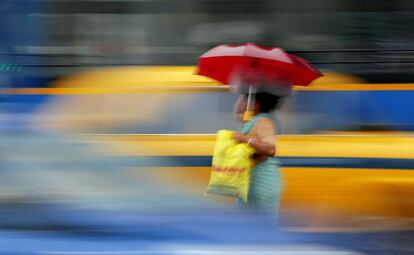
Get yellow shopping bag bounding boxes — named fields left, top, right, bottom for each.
left=206, top=130, right=255, bottom=202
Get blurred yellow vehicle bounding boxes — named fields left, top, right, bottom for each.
left=5, top=66, right=414, bottom=233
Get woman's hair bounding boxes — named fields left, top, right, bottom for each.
left=252, top=93, right=283, bottom=113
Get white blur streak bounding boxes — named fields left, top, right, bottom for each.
left=43, top=244, right=366, bottom=255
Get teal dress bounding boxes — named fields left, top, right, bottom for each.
left=238, top=113, right=282, bottom=222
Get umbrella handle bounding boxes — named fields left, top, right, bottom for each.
left=243, top=85, right=256, bottom=122
left=243, top=110, right=254, bottom=122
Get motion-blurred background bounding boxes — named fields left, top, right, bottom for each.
left=0, top=1, right=414, bottom=254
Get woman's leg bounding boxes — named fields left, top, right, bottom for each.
left=248, top=163, right=281, bottom=223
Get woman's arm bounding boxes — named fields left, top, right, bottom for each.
left=233, top=133, right=275, bottom=157
left=234, top=118, right=276, bottom=157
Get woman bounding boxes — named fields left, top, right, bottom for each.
left=233, top=92, right=282, bottom=222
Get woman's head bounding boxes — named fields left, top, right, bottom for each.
left=234, top=92, right=283, bottom=121
left=254, top=93, right=283, bottom=113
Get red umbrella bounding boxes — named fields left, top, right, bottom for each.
left=196, top=43, right=322, bottom=120
left=196, top=43, right=321, bottom=86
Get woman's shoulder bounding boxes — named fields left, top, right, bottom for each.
left=252, top=117, right=275, bottom=134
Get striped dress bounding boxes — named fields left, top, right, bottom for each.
left=238, top=113, right=282, bottom=223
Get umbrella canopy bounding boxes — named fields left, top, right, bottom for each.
left=196, top=43, right=322, bottom=87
